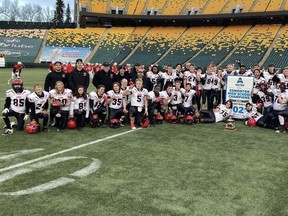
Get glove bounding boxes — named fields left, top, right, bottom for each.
left=24, top=114, right=29, bottom=121
left=2, top=108, right=9, bottom=114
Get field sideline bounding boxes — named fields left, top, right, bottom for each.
left=0, top=68, right=287, bottom=216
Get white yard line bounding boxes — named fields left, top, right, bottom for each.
left=0, top=128, right=141, bottom=173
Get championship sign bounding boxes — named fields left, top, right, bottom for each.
left=226, top=76, right=254, bottom=119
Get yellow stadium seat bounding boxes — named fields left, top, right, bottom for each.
left=162, top=0, right=188, bottom=15
left=202, top=0, right=228, bottom=14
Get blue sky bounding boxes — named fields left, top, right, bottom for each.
left=19, top=0, right=74, bottom=9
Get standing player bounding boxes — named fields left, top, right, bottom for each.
left=8, top=62, right=24, bottom=84
left=27, top=84, right=50, bottom=132
left=2, top=79, right=30, bottom=135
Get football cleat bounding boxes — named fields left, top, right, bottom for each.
left=2, top=129, right=13, bottom=136
left=3, top=121, right=16, bottom=129
left=130, top=122, right=136, bottom=130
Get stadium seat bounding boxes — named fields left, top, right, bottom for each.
left=90, top=27, right=135, bottom=64
left=202, top=0, right=228, bottom=14
left=222, top=0, right=254, bottom=13
left=266, top=0, right=284, bottom=11
left=162, top=0, right=188, bottom=15
left=91, top=0, right=107, bottom=13
left=263, top=24, right=288, bottom=69
left=127, top=0, right=146, bottom=15
left=184, top=0, right=207, bottom=14
left=222, top=24, right=281, bottom=68
left=190, top=25, right=251, bottom=67
left=46, top=28, right=105, bottom=48
left=125, top=27, right=185, bottom=66
left=112, top=27, right=150, bottom=63
left=252, top=0, right=270, bottom=12
left=158, top=26, right=222, bottom=66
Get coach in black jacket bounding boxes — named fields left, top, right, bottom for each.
left=68, top=59, right=90, bottom=92
left=44, top=61, right=69, bottom=91
left=93, top=62, right=115, bottom=92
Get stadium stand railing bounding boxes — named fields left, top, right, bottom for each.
left=157, top=26, right=223, bottom=66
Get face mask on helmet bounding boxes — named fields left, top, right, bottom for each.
left=110, top=118, right=120, bottom=128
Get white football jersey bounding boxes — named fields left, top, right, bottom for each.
left=49, top=88, right=72, bottom=111
left=257, top=90, right=272, bottom=108
left=171, top=87, right=184, bottom=105
left=148, top=91, right=157, bottom=103
left=181, top=89, right=195, bottom=108
left=159, top=72, right=177, bottom=86
left=28, top=91, right=50, bottom=114
left=212, top=77, right=222, bottom=90
left=183, top=71, right=196, bottom=87
left=70, top=96, right=89, bottom=115
left=278, top=74, right=288, bottom=89
left=202, top=73, right=215, bottom=90
left=243, top=107, right=263, bottom=122
left=146, top=71, right=160, bottom=87
left=129, top=87, right=148, bottom=107
left=89, top=91, right=107, bottom=111
left=159, top=90, right=173, bottom=103
left=6, top=89, right=31, bottom=113
left=106, top=90, right=124, bottom=109
left=272, top=89, right=288, bottom=111
left=214, top=104, right=233, bottom=122
left=252, top=77, right=265, bottom=94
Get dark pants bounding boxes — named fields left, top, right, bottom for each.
left=3, top=109, right=25, bottom=130
left=73, top=110, right=85, bottom=128
left=109, top=108, right=123, bottom=121
left=200, top=109, right=216, bottom=123
left=53, top=110, right=69, bottom=129
left=211, top=89, right=221, bottom=107
left=202, top=89, right=213, bottom=111
left=179, top=105, right=195, bottom=116
left=33, top=113, right=49, bottom=127
left=130, top=106, right=144, bottom=126
left=92, top=107, right=107, bottom=123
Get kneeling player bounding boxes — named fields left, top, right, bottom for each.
left=2, top=79, right=30, bottom=135
left=124, top=79, right=148, bottom=129
left=28, top=84, right=50, bottom=132
left=69, top=86, right=89, bottom=130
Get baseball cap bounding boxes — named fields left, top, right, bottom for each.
left=102, top=62, right=110, bottom=67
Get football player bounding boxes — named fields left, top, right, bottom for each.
left=27, top=84, right=50, bottom=132
left=49, top=81, right=72, bottom=131
left=89, top=85, right=108, bottom=127
left=195, top=100, right=233, bottom=123
left=147, top=85, right=162, bottom=126
left=124, top=79, right=149, bottom=129
left=179, top=83, right=196, bottom=116
left=170, top=80, right=185, bottom=116
left=243, top=102, right=276, bottom=129
left=8, top=62, right=24, bottom=84
left=106, top=82, right=128, bottom=126
left=2, top=79, right=30, bottom=135
left=69, top=86, right=90, bottom=130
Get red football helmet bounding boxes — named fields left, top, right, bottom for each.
left=140, top=117, right=150, bottom=128
left=185, top=115, right=194, bottom=125
left=247, top=118, right=257, bottom=127
left=164, top=113, right=172, bottom=122
left=177, top=114, right=185, bottom=124
left=169, top=115, right=177, bottom=124
left=90, top=114, right=99, bottom=128
left=110, top=118, right=120, bottom=128
left=284, top=121, right=288, bottom=129
left=51, top=100, right=62, bottom=107
left=256, top=102, right=264, bottom=109
left=25, top=121, right=39, bottom=134
left=67, top=119, right=77, bottom=129
left=12, top=79, right=24, bottom=92
left=155, top=113, right=163, bottom=124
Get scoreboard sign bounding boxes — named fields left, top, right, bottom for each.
left=226, top=76, right=254, bottom=119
